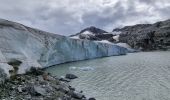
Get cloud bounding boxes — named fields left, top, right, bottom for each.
left=0, top=0, right=170, bottom=35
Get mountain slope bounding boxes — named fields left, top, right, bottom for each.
left=113, top=19, right=170, bottom=50
left=72, top=19, right=170, bottom=51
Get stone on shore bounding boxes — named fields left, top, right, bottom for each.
left=65, top=74, right=78, bottom=79
left=89, top=98, right=96, bottom=100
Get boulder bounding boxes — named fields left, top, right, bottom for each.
left=65, top=74, right=78, bottom=79
left=59, top=82, right=70, bottom=93
left=89, top=98, right=96, bottom=100
left=33, top=86, right=47, bottom=96
left=59, top=77, right=71, bottom=82
left=71, top=92, right=85, bottom=99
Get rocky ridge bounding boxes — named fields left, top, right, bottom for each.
left=114, top=19, right=170, bottom=50
left=70, top=19, right=170, bottom=51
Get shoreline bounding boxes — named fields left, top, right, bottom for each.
left=0, top=68, right=95, bottom=100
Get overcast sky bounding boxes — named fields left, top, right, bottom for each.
left=0, top=0, right=170, bottom=35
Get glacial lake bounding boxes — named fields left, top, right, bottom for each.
left=46, top=51, right=170, bottom=100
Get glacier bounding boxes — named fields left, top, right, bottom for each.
left=0, top=19, right=127, bottom=81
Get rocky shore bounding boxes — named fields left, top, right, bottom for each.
left=0, top=68, right=94, bottom=100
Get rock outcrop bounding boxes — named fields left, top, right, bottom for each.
left=0, top=19, right=127, bottom=81
left=113, top=19, right=170, bottom=51
left=0, top=69, right=90, bottom=100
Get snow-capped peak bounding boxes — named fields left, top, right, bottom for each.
left=81, top=31, right=94, bottom=35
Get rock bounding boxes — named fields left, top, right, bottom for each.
left=95, top=34, right=114, bottom=40
left=59, top=82, right=70, bottom=93
left=25, top=95, right=32, bottom=99
left=29, top=67, right=44, bottom=75
left=65, top=74, right=78, bottom=79
left=89, top=98, right=96, bottom=100
left=33, top=86, right=47, bottom=96
left=17, top=86, right=22, bottom=93
left=59, top=78, right=71, bottom=82
left=71, top=92, right=85, bottom=99
left=0, top=70, right=88, bottom=100
left=37, top=75, right=44, bottom=82
left=34, top=86, right=47, bottom=96
left=0, top=67, right=7, bottom=84
left=68, top=86, right=75, bottom=91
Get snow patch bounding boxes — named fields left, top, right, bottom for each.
left=96, top=40, right=114, bottom=44
left=116, top=43, right=138, bottom=53
left=113, top=35, right=120, bottom=42
left=116, top=43, right=131, bottom=48
left=70, top=35, right=80, bottom=39
left=111, top=31, right=122, bottom=35
left=81, top=31, right=94, bottom=36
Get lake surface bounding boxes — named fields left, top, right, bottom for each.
left=46, top=51, right=170, bottom=100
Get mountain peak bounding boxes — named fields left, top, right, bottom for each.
left=80, top=26, right=108, bottom=35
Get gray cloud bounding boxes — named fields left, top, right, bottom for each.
left=0, top=0, right=170, bottom=35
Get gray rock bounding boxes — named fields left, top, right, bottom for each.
left=34, top=86, right=46, bottom=96
left=65, top=74, right=78, bottom=80
left=0, top=67, right=7, bottom=84
left=17, top=86, right=23, bottom=93
left=59, top=78, right=71, bottom=82
left=71, top=92, right=85, bottom=99
left=0, top=71, right=88, bottom=100
left=59, top=82, right=70, bottom=93
left=89, top=98, right=96, bottom=100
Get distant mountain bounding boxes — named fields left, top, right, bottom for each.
left=71, top=19, right=170, bottom=51
left=114, top=19, right=170, bottom=50
left=70, top=26, right=117, bottom=42
left=70, top=26, right=108, bottom=36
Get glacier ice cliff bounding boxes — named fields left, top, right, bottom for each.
left=0, top=19, right=127, bottom=81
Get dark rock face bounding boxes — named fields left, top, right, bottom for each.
left=113, top=19, right=170, bottom=51
left=79, top=34, right=101, bottom=41
left=95, top=34, right=114, bottom=40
